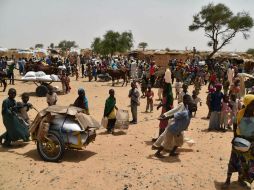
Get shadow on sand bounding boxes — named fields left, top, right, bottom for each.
left=98, top=130, right=127, bottom=136
left=1, top=144, right=97, bottom=163
left=24, top=149, right=97, bottom=163
left=146, top=153, right=181, bottom=163
left=214, top=180, right=251, bottom=190
left=144, top=140, right=154, bottom=146
left=0, top=141, right=29, bottom=151
left=201, top=128, right=232, bottom=133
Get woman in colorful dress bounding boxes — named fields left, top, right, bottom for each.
left=223, top=94, right=254, bottom=188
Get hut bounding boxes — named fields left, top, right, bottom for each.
left=152, top=50, right=192, bottom=67
left=80, top=48, right=93, bottom=57
left=0, top=49, right=19, bottom=59
left=128, top=50, right=192, bottom=68
left=0, top=47, right=8, bottom=57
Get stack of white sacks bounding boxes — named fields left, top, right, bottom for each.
left=22, top=71, right=60, bottom=82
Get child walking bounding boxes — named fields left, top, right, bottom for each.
left=145, top=85, right=154, bottom=112
left=74, top=64, right=79, bottom=81
left=104, top=89, right=118, bottom=134
left=178, top=83, right=189, bottom=104
left=229, top=94, right=242, bottom=128
left=141, top=76, right=148, bottom=98
left=206, top=88, right=215, bottom=119
left=193, top=76, right=202, bottom=95
left=223, top=77, right=230, bottom=95
left=46, top=85, right=58, bottom=106
left=17, top=93, right=33, bottom=125
left=174, top=79, right=182, bottom=100
left=220, top=94, right=231, bottom=131
left=192, top=90, right=202, bottom=117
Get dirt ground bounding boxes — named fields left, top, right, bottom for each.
left=0, top=74, right=251, bottom=190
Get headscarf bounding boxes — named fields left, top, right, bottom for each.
left=215, top=83, right=222, bottom=90
left=209, top=88, right=215, bottom=93
left=78, top=88, right=85, bottom=94
left=243, top=94, right=254, bottom=107
left=236, top=94, right=254, bottom=135
left=77, top=88, right=88, bottom=110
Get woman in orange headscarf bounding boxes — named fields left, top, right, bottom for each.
left=223, top=94, right=254, bottom=188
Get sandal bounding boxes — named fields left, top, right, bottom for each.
left=155, top=153, right=164, bottom=158
left=221, top=181, right=230, bottom=189
left=238, top=178, right=248, bottom=188
left=169, top=152, right=179, bottom=157
left=151, top=145, right=159, bottom=150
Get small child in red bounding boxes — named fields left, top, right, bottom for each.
left=145, top=85, right=154, bottom=112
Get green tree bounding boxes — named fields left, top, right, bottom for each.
left=103, top=30, right=121, bottom=56
left=35, top=43, right=44, bottom=48
left=189, top=3, right=254, bottom=58
left=118, top=31, right=133, bottom=52
left=247, top=48, right=254, bottom=56
left=49, top=43, right=54, bottom=49
left=91, top=37, right=102, bottom=54
left=138, top=42, right=148, bottom=51
left=57, top=40, right=78, bottom=51
left=91, top=30, right=133, bottom=56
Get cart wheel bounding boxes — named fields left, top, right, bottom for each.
left=36, top=85, right=48, bottom=97
left=37, top=131, right=65, bottom=162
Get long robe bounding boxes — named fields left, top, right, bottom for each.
left=227, top=68, right=234, bottom=85
left=1, top=98, right=29, bottom=142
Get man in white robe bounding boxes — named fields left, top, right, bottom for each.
left=227, top=66, right=234, bottom=85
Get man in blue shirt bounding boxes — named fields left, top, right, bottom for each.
left=153, top=94, right=192, bottom=157
left=46, top=56, right=52, bottom=65
left=111, top=60, right=118, bottom=70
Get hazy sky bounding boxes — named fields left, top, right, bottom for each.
left=1, top=0, right=254, bottom=51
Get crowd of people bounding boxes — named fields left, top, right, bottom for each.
left=1, top=53, right=254, bottom=188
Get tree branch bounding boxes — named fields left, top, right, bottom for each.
left=204, top=33, right=213, bottom=38
left=217, top=28, right=231, bottom=35
left=217, top=31, right=237, bottom=51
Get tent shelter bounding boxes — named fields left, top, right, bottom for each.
left=16, top=49, right=34, bottom=59
left=0, top=47, right=8, bottom=57
left=33, top=49, right=48, bottom=58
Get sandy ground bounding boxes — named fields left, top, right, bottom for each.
left=0, top=73, right=251, bottom=190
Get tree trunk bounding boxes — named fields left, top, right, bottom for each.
left=207, top=50, right=217, bottom=59
left=207, top=42, right=218, bottom=59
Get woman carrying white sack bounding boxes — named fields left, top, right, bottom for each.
left=152, top=94, right=193, bottom=158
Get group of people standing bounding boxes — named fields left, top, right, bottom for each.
left=2, top=52, right=254, bottom=188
